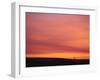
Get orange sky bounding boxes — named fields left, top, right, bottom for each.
left=26, top=12, right=89, bottom=59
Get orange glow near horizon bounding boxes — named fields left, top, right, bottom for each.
left=26, top=51, right=89, bottom=59
left=26, top=12, right=89, bottom=60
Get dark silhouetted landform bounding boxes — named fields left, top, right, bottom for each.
left=26, top=58, right=89, bottom=67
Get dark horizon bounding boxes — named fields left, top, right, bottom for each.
left=26, top=57, right=89, bottom=67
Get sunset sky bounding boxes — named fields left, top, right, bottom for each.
left=26, top=12, right=89, bottom=59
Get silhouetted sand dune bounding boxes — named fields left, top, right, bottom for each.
left=26, top=58, right=89, bottom=67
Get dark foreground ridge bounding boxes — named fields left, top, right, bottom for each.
left=26, top=58, right=89, bottom=67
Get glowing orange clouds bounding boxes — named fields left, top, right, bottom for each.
left=26, top=12, right=89, bottom=59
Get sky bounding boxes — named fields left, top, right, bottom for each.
left=26, top=12, right=89, bottom=59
